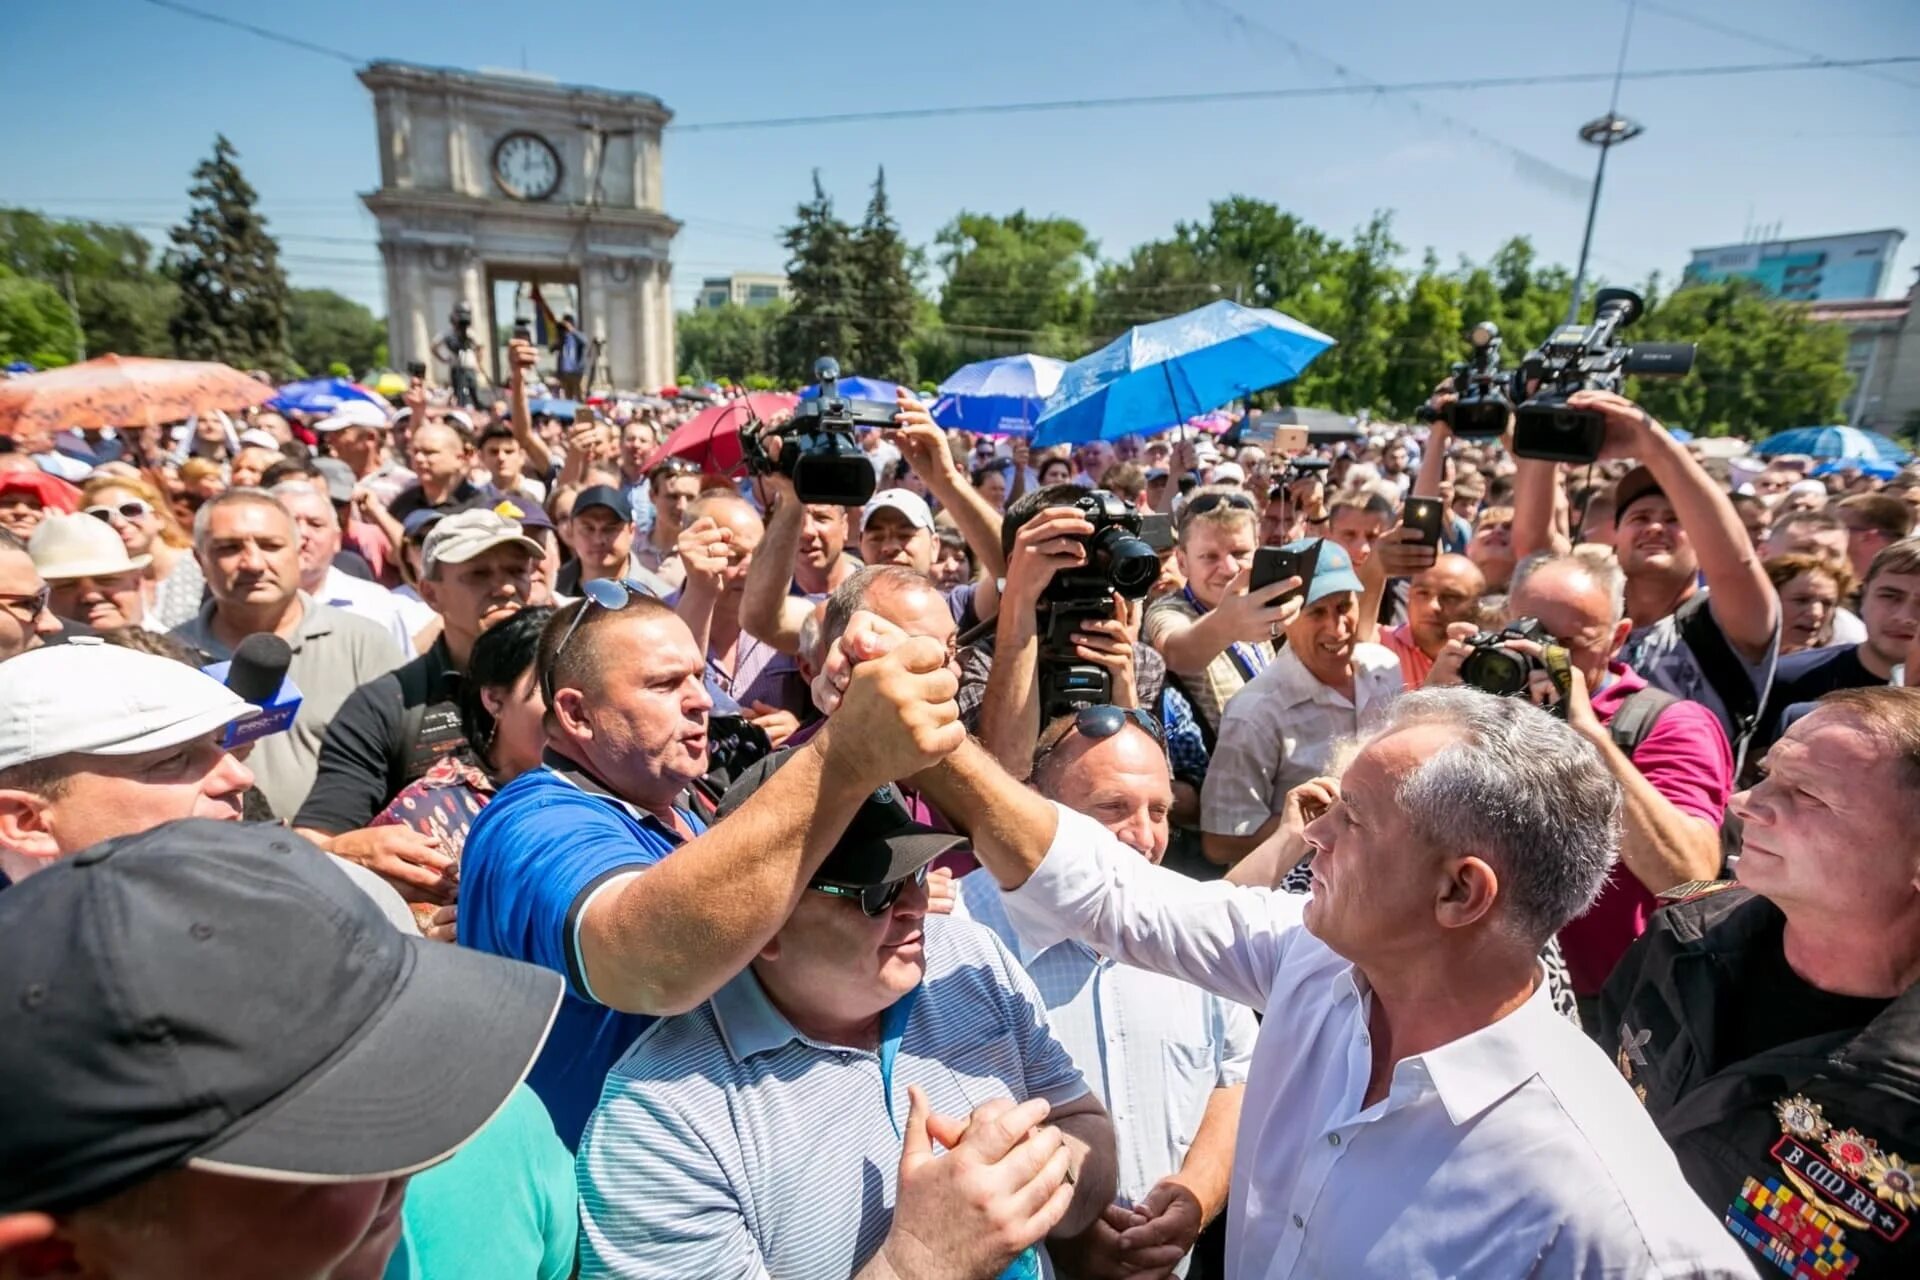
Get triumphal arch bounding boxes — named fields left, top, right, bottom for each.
left=360, top=61, right=680, bottom=394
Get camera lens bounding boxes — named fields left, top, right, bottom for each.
left=1091, top=529, right=1159, bottom=598
left=1461, top=645, right=1531, bottom=697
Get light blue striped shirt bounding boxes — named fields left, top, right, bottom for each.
left=576, top=914, right=1092, bottom=1280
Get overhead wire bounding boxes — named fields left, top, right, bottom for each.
left=1629, top=0, right=1920, bottom=92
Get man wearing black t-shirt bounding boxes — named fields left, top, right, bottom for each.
left=1753, top=536, right=1920, bottom=755
left=1601, top=688, right=1920, bottom=1277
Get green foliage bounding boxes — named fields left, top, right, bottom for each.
left=0, top=267, right=83, bottom=368
left=677, top=299, right=787, bottom=383
left=286, top=287, right=385, bottom=380
left=0, top=209, right=177, bottom=358
left=166, top=135, right=291, bottom=374
left=777, top=171, right=862, bottom=381
left=936, top=211, right=1095, bottom=357
left=852, top=168, right=921, bottom=383
left=1630, top=278, right=1852, bottom=435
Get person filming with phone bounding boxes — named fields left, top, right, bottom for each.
left=1422, top=547, right=1734, bottom=1017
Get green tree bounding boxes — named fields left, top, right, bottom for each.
left=1294, top=212, right=1406, bottom=413
left=1629, top=278, right=1851, bottom=435
left=0, top=209, right=177, bottom=357
left=676, top=299, right=787, bottom=382
left=0, top=267, right=83, bottom=368
left=286, top=288, right=386, bottom=378
left=935, top=211, right=1095, bottom=355
left=1379, top=252, right=1465, bottom=414
left=851, top=168, right=921, bottom=382
left=165, top=135, right=291, bottom=373
left=777, top=171, right=861, bottom=381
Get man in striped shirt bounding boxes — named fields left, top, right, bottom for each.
left=577, top=767, right=1120, bottom=1280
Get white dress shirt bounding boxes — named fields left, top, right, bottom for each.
left=1004, top=806, right=1758, bottom=1280
left=319, top=564, right=414, bottom=655
left=1202, top=641, right=1404, bottom=837
left=956, top=870, right=1257, bottom=1242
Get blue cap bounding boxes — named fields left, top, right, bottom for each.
left=1145, top=467, right=1169, bottom=482
left=401, top=509, right=444, bottom=541
left=1283, top=537, right=1363, bottom=606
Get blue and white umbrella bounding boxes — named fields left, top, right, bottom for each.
left=929, top=353, right=1067, bottom=436
left=1034, top=300, right=1335, bottom=447
left=1754, top=425, right=1912, bottom=465
left=796, top=374, right=915, bottom=403
left=269, top=377, right=386, bottom=415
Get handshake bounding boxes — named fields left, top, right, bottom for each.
left=808, top=610, right=968, bottom=795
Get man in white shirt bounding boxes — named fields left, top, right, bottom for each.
left=273, top=481, right=414, bottom=655
left=811, top=618, right=1756, bottom=1278
left=957, top=703, right=1256, bottom=1278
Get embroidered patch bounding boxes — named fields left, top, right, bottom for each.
left=1823, top=1129, right=1880, bottom=1178
left=1775, top=1095, right=1829, bottom=1142
left=1773, top=1135, right=1910, bottom=1242
left=1725, top=1175, right=1860, bottom=1280
left=1865, top=1151, right=1917, bottom=1213
left=1616, top=1021, right=1651, bottom=1083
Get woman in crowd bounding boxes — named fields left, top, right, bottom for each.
left=1765, top=551, right=1852, bottom=655
left=79, top=472, right=205, bottom=630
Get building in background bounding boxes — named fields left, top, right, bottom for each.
left=1684, top=229, right=1905, bottom=303
left=697, top=272, right=791, bottom=310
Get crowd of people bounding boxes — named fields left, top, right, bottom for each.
left=1, top=337, right=1917, bottom=1280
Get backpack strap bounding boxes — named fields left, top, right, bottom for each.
left=1674, top=592, right=1763, bottom=754
left=1609, top=687, right=1682, bottom=758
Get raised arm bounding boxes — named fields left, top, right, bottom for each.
left=974, top=506, right=1094, bottom=775
left=739, top=471, right=811, bottom=655
left=505, top=338, right=554, bottom=479
left=671, top=515, right=730, bottom=657
left=579, top=640, right=963, bottom=1015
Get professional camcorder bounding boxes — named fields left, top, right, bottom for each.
left=1415, top=322, right=1512, bottom=439
left=741, top=357, right=888, bottom=506
left=1459, top=616, right=1574, bottom=710
left=1037, top=490, right=1160, bottom=717
left=1512, top=289, right=1695, bottom=464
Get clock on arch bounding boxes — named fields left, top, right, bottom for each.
left=491, top=131, right=562, bottom=202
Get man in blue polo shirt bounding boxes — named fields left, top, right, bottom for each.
left=460, top=589, right=967, bottom=1146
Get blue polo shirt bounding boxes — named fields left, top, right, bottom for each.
left=459, top=759, right=705, bottom=1148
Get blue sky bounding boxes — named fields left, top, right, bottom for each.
left=5, top=0, right=1917, bottom=321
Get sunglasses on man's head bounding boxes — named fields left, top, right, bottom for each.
left=1182, top=491, right=1255, bottom=520
left=1033, top=704, right=1165, bottom=773
left=811, top=863, right=931, bottom=918
left=84, top=500, right=153, bottom=523
left=540, top=577, right=660, bottom=703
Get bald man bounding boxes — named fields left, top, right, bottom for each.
left=389, top=421, right=494, bottom=523
left=1379, top=553, right=1486, bottom=687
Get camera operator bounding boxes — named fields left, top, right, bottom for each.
left=967, top=485, right=1167, bottom=779
left=1512, top=390, right=1779, bottom=766
left=1426, top=547, right=1734, bottom=1008
left=431, top=301, right=483, bottom=409
left=1143, top=487, right=1299, bottom=739
left=739, top=478, right=859, bottom=658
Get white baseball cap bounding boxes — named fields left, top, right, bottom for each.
left=0, top=640, right=257, bottom=771
left=312, top=401, right=391, bottom=433
left=1212, top=461, right=1247, bottom=486
left=861, top=488, right=935, bottom=533
left=237, top=428, right=281, bottom=451
left=29, top=513, right=151, bottom=581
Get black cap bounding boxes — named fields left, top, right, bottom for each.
left=1613, top=464, right=1665, bottom=517
left=0, top=819, right=562, bottom=1215
left=719, top=753, right=964, bottom=888
left=573, top=483, right=632, bottom=523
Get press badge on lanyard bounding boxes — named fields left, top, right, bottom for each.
left=878, top=986, right=1043, bottom=1280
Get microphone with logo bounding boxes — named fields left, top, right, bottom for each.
left=202, top=633, right=304, bottom=748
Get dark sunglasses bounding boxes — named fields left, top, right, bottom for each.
left=540, top=577, right=660, bottom=702
left=85, top=499, right=153, bottom=523
left=0, top=585, right=51, bottom=623
left=1182, top=491, right=1256, bottom=520
left=1034, top=704, right=1165, bottom=766
left=811, top=863, right=931, bottom=918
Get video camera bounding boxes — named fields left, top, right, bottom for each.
left=1458, top=616, right=1574, bottom=712
left=741, top=357, right=888, bottom=506
left=1415, top=322, right=1512, bottom=439
left=1512, top=289, right=1694, bottom=464
left=1037, top=490, right=1160, bottom=717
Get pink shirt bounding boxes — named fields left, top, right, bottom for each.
left=1557, top=661, right=1734, bottom=996
left=1382, top=623, right=1435, bottom=689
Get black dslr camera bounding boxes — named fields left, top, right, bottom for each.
left=1415, top=322, right=1512, bottom=439
left=742, top=358, right=889, bottom=506
left=1459, top=616, right=1574, bottom=710
left=1512, top=289, right=1695, bottom=464
left=1037, top=491, right=1160, bottom=717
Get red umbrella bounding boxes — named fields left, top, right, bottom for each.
left=0, top=355, right=276, bottom=436
left=644, top=393, right=799, bottom=475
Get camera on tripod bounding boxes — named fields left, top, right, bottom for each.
left=1037, top=491, right=1160, bottom=717
left=1512, top=289, right=1695, bottom=464
left=1415, top=322, right=1512, bottom=439
left=741, top=357, right=890, bottom=506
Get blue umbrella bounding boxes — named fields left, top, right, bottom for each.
left=1033, top=300, right=1335, bottom=447
left=796, top=375, right=913, bottom=402
left=1665, top=425, right=1694, bottom=443
left=269, top=377, right=384, bottom=415
left=930, top=353, right=1067, bottom=436
left=528, top=397, right=579, bottom=420
left=1812, top=457, right=1901, bottom=481
left=1754, top=425, right=1912, bottom=465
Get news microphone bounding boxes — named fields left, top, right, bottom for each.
left=202, top=633, right=304, bottom=748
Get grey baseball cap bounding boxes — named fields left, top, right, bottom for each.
left=0, top=819, right=563, bottom=1215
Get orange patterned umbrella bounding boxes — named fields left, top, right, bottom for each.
left=0, top=355, right=276, bottom=436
